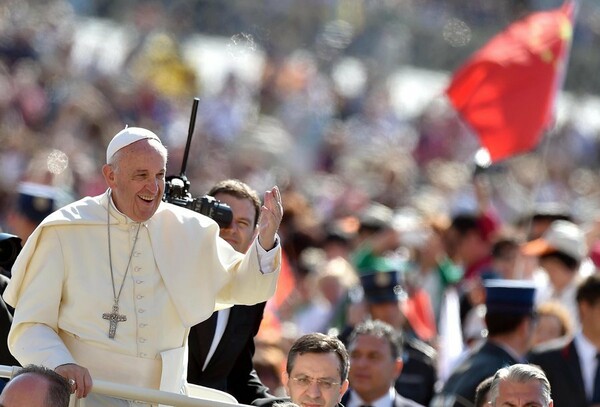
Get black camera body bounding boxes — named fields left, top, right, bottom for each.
left=0, top=232, right=22, bottom=272
left=163, top=176, right=233, bottom=228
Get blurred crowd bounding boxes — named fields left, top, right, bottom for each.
left=2, top=0, right=600, bottom=404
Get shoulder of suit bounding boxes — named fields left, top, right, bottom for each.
left=394, top=389, right=426, bottom=407
left=251, top=396, right=290, bottom=407
left=233, top=301, right=267, bottom=311
left=405, top=336, right=437, bottom=360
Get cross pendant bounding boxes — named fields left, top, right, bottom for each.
left=102, top=304, right=127, bottom=339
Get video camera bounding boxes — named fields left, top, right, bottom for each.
left=163, top=176, right=232, bottom=228
left=162, top=98, right=233, bottom=228
left=0, top=232, right=22, bottom=272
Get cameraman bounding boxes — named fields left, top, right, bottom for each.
left=187, top=179, right=272, bottom=403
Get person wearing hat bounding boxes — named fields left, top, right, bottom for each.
left=431, top=279, right=538, bottom=407
left=341, top=269, right=437, bottom=407
left=528, top=273, right=600, bottom=407
left=5, top=182, right=57, bottom=246
left=522, top=219, right=592, bottom=328
left=3, top=127, right=283, bottom=406
left=516, top=202, right=573, bottom=241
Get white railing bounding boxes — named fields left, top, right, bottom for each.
left=0, top=365, right=248, bottom=407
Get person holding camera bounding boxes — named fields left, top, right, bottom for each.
left=187, top=179, right=272, bottom=403
left=3, top=127, right=283, bottom=406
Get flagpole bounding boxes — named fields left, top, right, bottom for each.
left=514, top=0, right=578, bottom=279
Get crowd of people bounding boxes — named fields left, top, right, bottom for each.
left=1, top=1, right=600, bottom=406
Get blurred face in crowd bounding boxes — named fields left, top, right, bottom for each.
left=0, top=373, right=50, bottom=407
left=493, top=245, right=519, bottom=280
left=348, top=334, right=402, bottom=403
left=579, top=299, right=600, bottom=343
left=214, top=192, right=258, bottom=253
left=492, top=379, right=552, bottom=407
left=103, top=139, right=166, bottom=222
left=283, top=352, right=349, bottom=407
left=532, top=314, right=564, bottom=346
left=538, top=256, right=575, bottom=292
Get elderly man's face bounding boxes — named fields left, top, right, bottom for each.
left=103, top=140, right=166, bottom=222
left=492, top=380, right=552, bottom=407
left=283, top=352, right=349, bottom=407
left=0, top=373, right=50, bottom=407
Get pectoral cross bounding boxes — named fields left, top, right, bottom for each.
left=102, top=304, right=127, bottom=339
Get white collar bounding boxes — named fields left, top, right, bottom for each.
left=574, top=331, right=599, bottom=399
left=349, top=387, right=395, bottom=407
left=107, top=189, right=146, bottom=225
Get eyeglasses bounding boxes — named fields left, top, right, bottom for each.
left=290, top=375, right=341, bottom=390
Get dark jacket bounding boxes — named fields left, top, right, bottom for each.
left=396, top=336, right=437, bottom=406
left=187, top=302, right=269, bottom=404
left=342, top=389, right=425, bottom=407
left=431, top=341, right=519, bottom=407
left=0, top=275, right=19, bottom=390
left=527, top=337, right=588, bottom=407
left=340, top=327, right=437, bottom=406
left=253, top=396, right=345, bottom=407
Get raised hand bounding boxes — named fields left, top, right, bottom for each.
left=258, top=186, right=283, bottom=250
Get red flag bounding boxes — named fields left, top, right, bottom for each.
left=446, top=2, right=574, bottom=163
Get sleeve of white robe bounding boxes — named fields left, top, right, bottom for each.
left=256, top=236, right=280, bottom=274
left=8, top=227, right=76, bottom=369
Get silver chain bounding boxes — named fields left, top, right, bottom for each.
left=107, top=206, right=142, bottom=306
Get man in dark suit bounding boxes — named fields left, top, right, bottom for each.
left=253, top=332, right=350, bottom=407
left=346, top=270, right=437, bottom=406
left=0, top=266, right=20, bottom=391
left=431, top=279, right=538, bottom=407
left=528, top=273, right=600, bottom=407
left=342, top=319, right=424, bottom=407
left=187, top=179, right=270, bottom=403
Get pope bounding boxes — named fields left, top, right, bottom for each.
left=3, top=127, right=283, bottom=406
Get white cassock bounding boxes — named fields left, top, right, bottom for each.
left=3, top=190, right=281, bottom=406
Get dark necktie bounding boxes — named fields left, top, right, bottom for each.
left=593, top=352, right=600, bottom=403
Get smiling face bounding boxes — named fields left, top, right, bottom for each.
left=102, top=139, right=167, bottom=222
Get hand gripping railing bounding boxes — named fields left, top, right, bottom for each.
left=0, top=365, right=246, bottom=407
